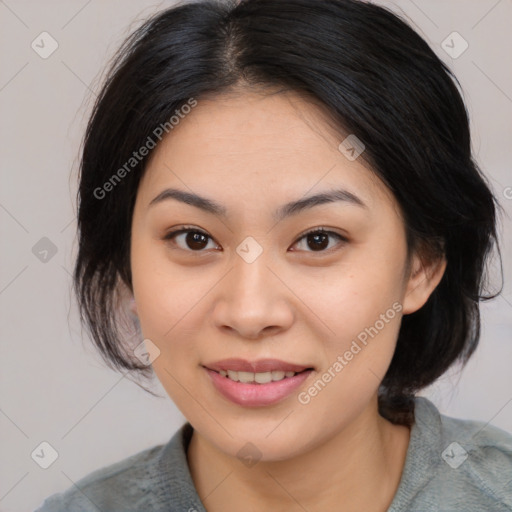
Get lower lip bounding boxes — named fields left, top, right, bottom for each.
left=204, top=367, right=313, bottom=407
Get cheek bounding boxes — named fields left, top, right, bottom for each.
left=130, top=244, right=215, bottom=373
left=131, top=228, right=185, bottom=324
left=133, top=273, right=202, bottom=350
left=297, top=275, right=403, bottom=421
left=302, top=254, right=405, bottom=381
left=322, top=298, right=402, bottom=374
left=304, top=254, right=404, bottom=334
left=131, top=262, right=205, bottom=408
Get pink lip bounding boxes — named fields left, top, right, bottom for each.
left=204, top=358, right=312, bottom=373
left=204, top=367, right=313, bottom=407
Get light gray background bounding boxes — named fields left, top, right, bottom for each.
left=0, top=1, right=511, bottom=511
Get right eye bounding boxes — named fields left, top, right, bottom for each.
left=163, top=226, right=220, bottom=252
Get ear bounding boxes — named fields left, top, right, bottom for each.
left=129, top=296, right=138, bottom=316
left=402, top=252, right=447, bottom=315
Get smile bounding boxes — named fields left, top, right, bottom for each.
left=217, top=369, right=299, bottom=384
left=203, top=363, right=314, bottom=407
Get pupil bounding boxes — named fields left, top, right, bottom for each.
left=187, top=231, right=207, bottom=250
left=308, top=233, right=328, bottom=251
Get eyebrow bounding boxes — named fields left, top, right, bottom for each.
left=149, top=187, right=367, bottom=221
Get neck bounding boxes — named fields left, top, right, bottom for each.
left=187, top=395, right=411, bottom=512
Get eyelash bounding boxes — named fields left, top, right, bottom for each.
left=162, top=225, right=348, bottom=255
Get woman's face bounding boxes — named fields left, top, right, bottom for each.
left=130, top=89, right=435, bottom=460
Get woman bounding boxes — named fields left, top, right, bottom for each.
left=37, top=0, right=512, bottom=510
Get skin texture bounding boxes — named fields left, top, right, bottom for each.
left=130, top=89, right=446, bottom=512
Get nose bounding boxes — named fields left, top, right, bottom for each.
left=212, top=252, right=294, bottom=340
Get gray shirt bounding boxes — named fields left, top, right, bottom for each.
left=35, top=397, right=512, bottom=511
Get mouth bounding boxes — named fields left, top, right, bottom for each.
left=208, top=368, right=312, bottom=384
left=202, top=358, right=315, bottom=407
left=203, top=358, right=313, bottom=374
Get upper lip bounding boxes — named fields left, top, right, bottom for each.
left=204, top=358, right=312, bottom=373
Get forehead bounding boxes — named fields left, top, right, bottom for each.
left=138, top=89, right=395, bottom=215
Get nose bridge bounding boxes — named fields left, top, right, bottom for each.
left=213, top=240, right=293, bottom=337
left=229, top=241, right=275, bottom=303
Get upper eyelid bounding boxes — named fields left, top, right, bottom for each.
left=164, top=226, right=345, bottom=238
left=164, top=226, right=347, bottom=248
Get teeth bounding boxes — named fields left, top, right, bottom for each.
left=238, top=371, right=255, bottom=383
left=227, top=370, right=238, bottom=381
left=218, top=369, right=300, bottom=383
left=272, top=370, right=285, bottom=381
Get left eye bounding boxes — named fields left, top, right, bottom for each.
left=292, top=228, right=347, bottom=253
left=163, top=227, right=346, bottom=253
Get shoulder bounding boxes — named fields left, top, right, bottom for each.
left=34, top=437, right=176, bottom=512
left=436, top=400, right=512, bottom=501
left=35, top=421, right=205, bottom=512
left=398, top=397, right=512, bottom=511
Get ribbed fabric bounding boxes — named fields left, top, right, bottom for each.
left=35, top=397, right=512, bottom=511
